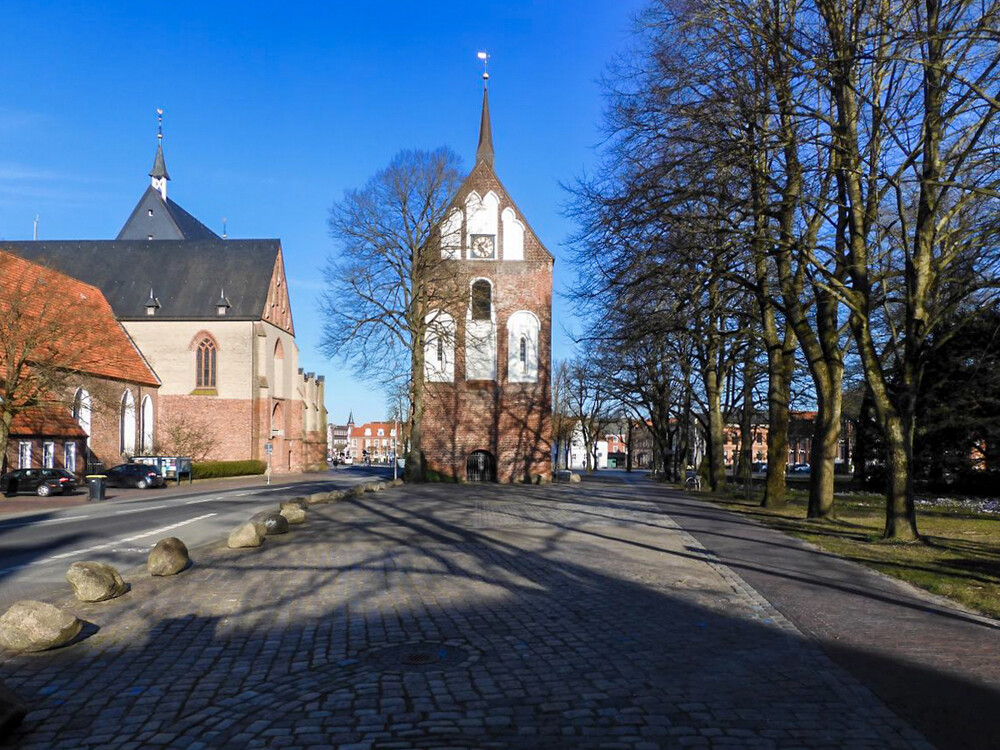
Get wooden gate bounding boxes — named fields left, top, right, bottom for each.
left=466, top=450, right=496, bottom=482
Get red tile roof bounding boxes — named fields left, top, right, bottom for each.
left=9, top=405, right=88, bottom=438
left=0, top=249, right=159, bottom=386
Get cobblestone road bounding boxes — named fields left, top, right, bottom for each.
left=2, top=481, right=934, bottom=749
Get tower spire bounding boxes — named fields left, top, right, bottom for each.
left=476, top=52, right=494, bottom=168
left=150, top=108, right=170, bottom=200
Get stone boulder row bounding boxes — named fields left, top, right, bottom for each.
left=147, top=537, right=190, bottom=576
left=307, top=492, right=329, bottom=505
left=568, top=473, right=582, bottom=483
left=280, top=505, right=306, bottom=525
left=228, top=521, right=264, bottom=548
left=327, top=490, right=347, bottom=502
left=250, top=510, right=289, bottom=535
left=282, top=498, right=308, bottom=511
left=350, top=484, right=367, bottom=497
left=66, top=561, right=127, bottom=602
left=0, top=601, right=82, bottom=652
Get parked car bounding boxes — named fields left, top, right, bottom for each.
left=751, top=462, right=768, bottom=474
left=789, top=463, right=811, bottom=473
left=1, top=468, right=78, bottom=497
left=104, top=463, right=164, bottom=489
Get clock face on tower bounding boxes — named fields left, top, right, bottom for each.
left=470, top=234, right=496, bottom=259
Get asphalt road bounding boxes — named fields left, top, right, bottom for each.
left=0, top=466, right=392, bottom=607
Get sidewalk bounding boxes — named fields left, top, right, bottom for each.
left=625, top=479, right=1000, bottom=750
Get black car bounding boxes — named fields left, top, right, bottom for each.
left=1, top=468, right=78, bottom=497
left=104, top=464, right=165, bottom=489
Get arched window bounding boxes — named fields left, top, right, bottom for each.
left=72, top=388, right=91, bottom=439
left=273, top=338, right=285, bottom=396
left=141, top=395, right=154, bottom=453
left=424, top=310, right=456, bottom=382
left=120, top=390, right=136, bottom=456
left=471, top=280, right=492, bottom=320
left=507, top=311, right=540, bottom=383
left=196, top=338, right=217, bottom=388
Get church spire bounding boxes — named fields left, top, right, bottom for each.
left=476, top=52, right=494, bottom=168
left=150, top=108, right=170, bottom=201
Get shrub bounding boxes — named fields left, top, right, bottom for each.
left=192, top=460, right=267, bottom=480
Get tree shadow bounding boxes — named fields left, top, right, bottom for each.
left=0, top=482, right=996, bottom=750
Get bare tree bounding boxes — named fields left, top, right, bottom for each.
left=320, top=148, right=464, bottom=482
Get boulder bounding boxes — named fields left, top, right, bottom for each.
left=280, top=505, right=306, bottom=525
left=391, top=478, right=404, bottom=487
left=0, top=601, right=82, bottom=652
left=250, top=511, right=289, bottom=535
left=66, top=561, right=127, bottom=602
left=281, top=499, right=308, bottom=511
left=568, top=473, right=582, bottom=484
left=307, top=492, right=329, bottom=505
left=147, top=537, right=190, bottom=577
left=327, top=490, right=347, bottom=502
left=532, top=473, right=551, bottom=485
left=228, top=521, right=264, bottom=548
left=350, top=484, right=367, bottom=497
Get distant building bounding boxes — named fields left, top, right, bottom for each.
left=329, top=411, right=354, bottom=460
left=349, top=420, right=399, bottom=463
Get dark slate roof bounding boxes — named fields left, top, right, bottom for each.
left=1, top=239, right=280, bottom=321
left=150, top=143, right=170, bottom=180
left=117, top=186, right=220, bottom=241
left=477, top=87, right=494, bottom=168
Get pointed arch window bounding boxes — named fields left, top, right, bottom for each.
left=471, top=280, right=492, bottom=321
left=197, top=338, right=217, bottom=389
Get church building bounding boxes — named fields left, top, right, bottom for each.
left=420, top=74, right=553, bottom=482
left=5, top=127, right=327, bottom=473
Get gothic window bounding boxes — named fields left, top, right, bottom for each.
left=141, top=396, right=154, bottom=453
left=120, top=390, right=136, bottom=456
left=197, top=338, right=217, bottom=388
left=73, top=388, right=92, bottom=440
left=425, top=310, right=456, bottom=382
left=471, top=280, right=492, bottom=320
left=507, top=311, right=540, bottom=383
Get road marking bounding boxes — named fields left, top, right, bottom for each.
left=114, top=504, right=169, bottom=515
left=0, top=513, right=218, bottom=573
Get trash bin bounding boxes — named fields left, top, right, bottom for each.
left=86, top=475, right=106, bottom=501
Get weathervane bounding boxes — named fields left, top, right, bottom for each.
left=157, top=107, right=164, bottom=142
left=477, top=51, right=489, bottom=86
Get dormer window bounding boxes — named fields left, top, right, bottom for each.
left=147, top=234, right=153, bottom=240
left=145, top=290, right=160, bottom=316
left=148, top=209, right=154, bottom=216
left=216, top=289, right=231, bottom=316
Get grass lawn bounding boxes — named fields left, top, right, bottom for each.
left=698, top=485, right=1000, bottom=620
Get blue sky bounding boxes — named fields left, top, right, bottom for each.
left=0, top=1, right=646, bottom=424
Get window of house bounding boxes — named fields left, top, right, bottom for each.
left=378, top=429, right=384, bottom=436
left=365, top=428, right=372, bottom=436
left=196, top=338, right=217, bottom=388
left=437, top=338, right=444, bottom=364
left=65, top=443, right=77, bottom=473
left=18, top=441, right=31, bottom=469
left=471, top=280, right=492, bottom=320
left=42, top=442, right=55, bottom=468
left=120, top=390, right=136, bottom=456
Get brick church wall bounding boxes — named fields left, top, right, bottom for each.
left=421, top=160, right=553, bottom=483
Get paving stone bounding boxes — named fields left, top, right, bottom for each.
left=0, top=480, right=940, bottom=748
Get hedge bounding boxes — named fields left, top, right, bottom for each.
left=192, top=460, right=267, bottom=480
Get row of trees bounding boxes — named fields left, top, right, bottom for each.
left=568, top=0, right=1000, bottom=540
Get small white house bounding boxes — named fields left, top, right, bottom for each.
left=567, top=423, right=608, bottom=470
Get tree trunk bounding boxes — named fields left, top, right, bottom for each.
left=807, top=379, right=842, bottom=519
left=762, top=331, right=794, bottom=508
left=404, top=342, right=425, bottom=482
left=883, top=412, right=919, bottom=540
left=738, top=349, right=754, bottom=489
left=706, top=382, right=726, bottom=492
left=625, top=420, right=633, bottom=472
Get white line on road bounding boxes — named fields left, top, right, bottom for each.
left=114, top=504, right=169, bottom=515
left=0, top=513, right=218, bottom=573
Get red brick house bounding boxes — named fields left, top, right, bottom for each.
left=421, top=80, right=553, bottom=482
left=0, top=250, right=160, bottom=478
